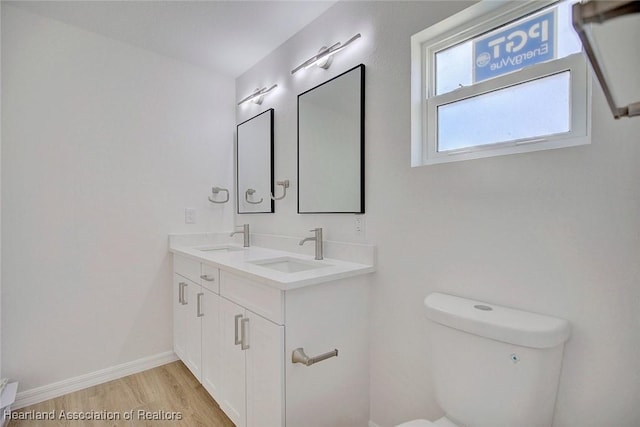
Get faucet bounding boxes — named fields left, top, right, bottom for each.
left=299, top=228, right=323, bottom=260
left=230, top=224, right=250, bottom=247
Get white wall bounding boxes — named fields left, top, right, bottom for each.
left=236, top=2, right=640, bottom=426
left=1, top=6, right=235, bottom=391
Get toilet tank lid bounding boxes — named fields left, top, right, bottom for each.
left=424, top=293, right=571, bottom=349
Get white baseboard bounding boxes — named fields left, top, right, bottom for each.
left=13, top=351, right=179, bottom=409
left=369, top=421, right=382, bottom=427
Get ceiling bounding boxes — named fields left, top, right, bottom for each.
left=7, top=0, right=337, bottom=78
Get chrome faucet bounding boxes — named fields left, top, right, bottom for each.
left=299, top=228, right=323, bottom=260
left=230, top=224, right=250, bottom=247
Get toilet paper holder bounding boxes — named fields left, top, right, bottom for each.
left=291, top=347, right=338, bottom=366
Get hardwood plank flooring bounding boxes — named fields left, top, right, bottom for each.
left=7, top=361, right=235, bottom=427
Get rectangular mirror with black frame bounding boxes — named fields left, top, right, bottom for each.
left=298, top=64, right=365, bottom=214
left=236, top=109, right=274, bottom=214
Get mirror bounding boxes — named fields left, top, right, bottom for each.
left=236, top=109, right=274, bottom=214
left=298, top=64, right=365, bottom=214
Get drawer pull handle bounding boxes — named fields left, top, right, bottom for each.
left=200, top=274, right=216, bottom=282
left=234, top=314, right=243, bottom=345
left=241, top=318, right=250, bottom=350
left=292, top=348, right=338, bottom=366
left=178, top=282, right=185, bottom=304
left=181, top=283, right=188, bottom=305
left=197, top=293, right=204, bottom=317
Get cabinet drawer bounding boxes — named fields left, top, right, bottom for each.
left=201, top=264, right=219, bottom=294
left=220, top=271, right=284, bottom=325
left=174, top=255, right=201, bottom=284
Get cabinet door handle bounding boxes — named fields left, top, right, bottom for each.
left=234, top=314, right=243, bottom=345
left=182, top=283, right=188, bottom=305
left=179, top=282, right=187, bottom=304
left=241, top=318, right=250, bottom=350
left=200, top=274, right=216, bottom=282
left=197, top=293, right=204, bottom=317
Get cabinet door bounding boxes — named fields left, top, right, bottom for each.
left=183, top=280, right=203, bottom=381
left=219, top=297, right=247, bottom=427
left=173, top=274, right=187, bottom=361
left=246, top=312, right=285, bottom=427
left=202, top=288, right=222, bottom=401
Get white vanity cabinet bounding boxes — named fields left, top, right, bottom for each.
left=201, top=287, right=222, bottom=401
left=218, top=274, right=285, bottom=427
left=172, top=273, right=202, bottom=379
left=172, top=274, right=187, bottom=361
left=172, top=253, right=370, bottom=427
left=173, top=256, right=220, bottom=384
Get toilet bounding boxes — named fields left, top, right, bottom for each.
left=397, top=293, right=571, bottom=427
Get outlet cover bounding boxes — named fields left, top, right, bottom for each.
left=185, top=208, right=196, bottom=224
left=354, top=215, right=364, bottom=236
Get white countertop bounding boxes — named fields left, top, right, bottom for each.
left=169, top=240, right=375, bottom=291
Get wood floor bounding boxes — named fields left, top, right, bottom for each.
left=7, top=361, right=235, bottom=427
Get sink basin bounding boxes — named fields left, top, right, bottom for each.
left=250, top=257, right=330, bottom=273
left=197, top=245, right=244, bottom=253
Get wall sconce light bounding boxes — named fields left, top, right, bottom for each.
left=291, top=33, right=361, bottom=75
left=237, top=84, right=278, bottom=106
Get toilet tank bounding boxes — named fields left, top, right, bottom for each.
left=424, top=293, right=570, bottom=427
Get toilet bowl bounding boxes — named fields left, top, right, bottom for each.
left=394, top=292, right=571, bottom=427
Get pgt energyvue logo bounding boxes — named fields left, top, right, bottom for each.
left=474, top=10, right=556, bottom=83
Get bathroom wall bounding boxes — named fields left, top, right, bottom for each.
left=236, top=2, right=640, bottom=426
left=1, top=5, right=235, bottom=391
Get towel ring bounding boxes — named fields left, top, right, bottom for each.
left=271, top=179, right=290, bottom=201
left=245, top=188, right=263, bottom=204
left=208, top=187, right=229, bottom=204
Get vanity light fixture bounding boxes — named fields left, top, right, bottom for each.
left=291, top=33, right=361, bottom=75
left=237, top=84, right=278, bottom=106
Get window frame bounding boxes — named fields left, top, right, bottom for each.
left=411, top=0, right=591, bottom=166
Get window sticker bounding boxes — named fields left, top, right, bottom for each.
left=473, top=9, right=557, bottom=83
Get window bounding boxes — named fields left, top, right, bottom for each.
left=411, top=0, right=590, bottom=166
